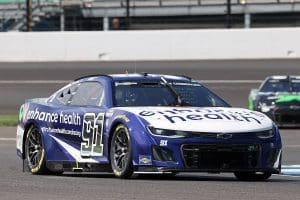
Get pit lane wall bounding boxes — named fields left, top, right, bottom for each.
left=0, top=28, right=299, bottom=62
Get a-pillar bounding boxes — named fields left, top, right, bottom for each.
left=103, top=16, right=109, bottom=31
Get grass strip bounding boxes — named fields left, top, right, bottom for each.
left=0, top=115, right=18, bottom=127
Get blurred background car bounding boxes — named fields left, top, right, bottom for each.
left=249, top=75, right=300, bottom=127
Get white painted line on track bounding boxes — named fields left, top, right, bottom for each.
left=0, top=138, right=16, bottom=141
left=282, top=165, right=300, bottom=169
left=0, top=80, right=262, bottom=84
left=284, top=145, right=300, bottom=148
left=275, top=174, right=300, bottom=178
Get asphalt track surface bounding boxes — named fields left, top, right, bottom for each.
left=1, top=127, right=300, bottom=200
left=1, top=59, right=300, bottom=200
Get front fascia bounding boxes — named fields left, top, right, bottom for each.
left=141, top=125, right=282, bottom=172
left=112, top=107, right=281, bottom=172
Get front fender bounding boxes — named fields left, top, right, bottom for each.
left=105, top=110, right=157, bottom=166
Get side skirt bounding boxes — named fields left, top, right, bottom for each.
left=46, top=162, right=112, bottom=173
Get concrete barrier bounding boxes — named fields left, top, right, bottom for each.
left=281, top=165, right=300, bottom=176
left=0, top=28, right=299, bottom=62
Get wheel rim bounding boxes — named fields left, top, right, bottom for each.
left=26, top=128, right=43, bottom=168
left=113, top=129, right=129, bottom=171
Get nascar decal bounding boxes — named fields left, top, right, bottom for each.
left=160, top=140, right=168, bottom=146
left=139, top=155, right=152, bottom=165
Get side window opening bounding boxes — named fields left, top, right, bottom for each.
left=57, top=87, right=74, bottom=105
left=69, top=82, right=105, bottom=107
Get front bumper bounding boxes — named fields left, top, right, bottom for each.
left=263, top=107, right=300, bottom=127
left=182, top=143, right=260, bottom=170
left=134, top=166, right=281, bottom=174
left=135, top=140, right=282, bottom=174
left=273, top=107, right=300, bottom=127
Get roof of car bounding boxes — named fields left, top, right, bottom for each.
left=75, top=73, right=192, bottom=82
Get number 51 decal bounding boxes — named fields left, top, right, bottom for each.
left=80, top=113, right=104, bottom=157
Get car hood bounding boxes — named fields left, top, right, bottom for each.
left=116, top=107, right=273, bottom=133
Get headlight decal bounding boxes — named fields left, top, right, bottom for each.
left=148, top=126, right=275, bottom=139
left=256, top=127, right=275, bottom=139
left=147, top=126, right=186, bottom=138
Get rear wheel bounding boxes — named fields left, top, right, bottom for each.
left=25, top=126, right=48, bottom=174
left=110, top=124, right=133, bottom=178
left=234, top=172, right=272, bottom=181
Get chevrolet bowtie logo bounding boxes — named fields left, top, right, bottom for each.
left=217, top=133, right=233, bottom=139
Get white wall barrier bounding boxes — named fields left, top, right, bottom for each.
left=0, top=28, right=299, bottom=62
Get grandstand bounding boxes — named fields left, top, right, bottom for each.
left=0, top=0, right=300, bottom=31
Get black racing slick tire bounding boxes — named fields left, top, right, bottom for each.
left=234, top=172, right=272, bottom=181
left=25, top=126, right=48, bottom=174
left=110, top=124, right=134, bottom=178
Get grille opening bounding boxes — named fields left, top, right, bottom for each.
left=275, top=113, right=300, bottom=124
left=182, top=144, right=260, bottom=170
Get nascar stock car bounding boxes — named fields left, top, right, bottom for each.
left=17, top=73, right=282, bottom=181
left=249, top=75, right=300, bottom=127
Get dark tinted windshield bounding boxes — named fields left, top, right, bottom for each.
left=260, top=79, right=300, bottom=93
left=114, top=81, right=230, bottom=107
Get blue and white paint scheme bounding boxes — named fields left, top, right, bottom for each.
left=16, top=74, right=282, bottom=180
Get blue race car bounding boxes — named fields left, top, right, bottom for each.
left=17, top=74, right=282, bottom=181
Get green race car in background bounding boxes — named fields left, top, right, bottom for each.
left=249, top=75, right=300, bottom=127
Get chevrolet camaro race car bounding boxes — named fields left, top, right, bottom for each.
left=17, top=74, right=282, bottom=181
left=249, top=75, right=300, bottom=127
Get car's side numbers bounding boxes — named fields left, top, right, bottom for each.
left=80, top=113, right=104, bottom=157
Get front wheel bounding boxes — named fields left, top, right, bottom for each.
left=234, top=172, right=272, bottom=181
left=110, top=124, right=134, bottom=178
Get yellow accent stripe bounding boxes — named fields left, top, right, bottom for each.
left=31, top=149, right=44, bottom=173
left=26, top=126, right=34, bottom=138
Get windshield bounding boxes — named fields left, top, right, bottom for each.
left=113, top=81, right=230, bottom=107
left=291, top=80, right=300, bottom=92
left=260, top=79, right=300, bottom=93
